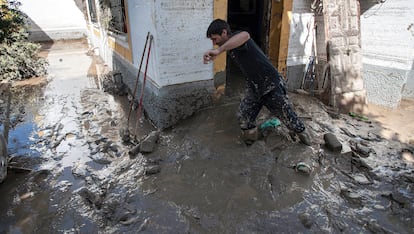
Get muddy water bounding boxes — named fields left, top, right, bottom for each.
left=0, top=41, right=413, bottom=233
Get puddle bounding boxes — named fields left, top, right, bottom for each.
left=0, top=40, right=413, bottom=233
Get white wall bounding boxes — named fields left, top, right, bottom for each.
left=287, top=0, right=314, bottom=67
left=153, top=0, right=213, bottom=87
left=126, top=1, right=158, bottom=85
left=93, top=0, right=214, bottom=88
left=20, top=0, right=87, bottom=41
left=361, top=0, right=414, bottom=105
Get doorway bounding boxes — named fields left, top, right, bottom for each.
left=225, top=0, right=269, bottom=98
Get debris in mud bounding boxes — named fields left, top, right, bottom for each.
left=294, top=162, right=312, bottom=174
left=298, top=212, right=314, bottom=229
left=2, top=40, right=414, bottom=233
left=340, top=187, right=364, bottom=207
left=119, top=127, right=131, bottom=143
left=77, top=187, right=104, bottom=209
left=129, top=130, right=160, bottom=157
left=100, top=71, right=128, bottom=96
left=144, top=165, right=161, bottom=175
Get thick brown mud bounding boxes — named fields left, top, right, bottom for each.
left=0, top=40, right=413, bottom=233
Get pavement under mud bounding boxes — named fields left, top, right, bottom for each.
left=0, top=40, right=413, bottom=233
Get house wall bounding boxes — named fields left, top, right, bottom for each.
left=284, top=0, right=327, bottom=93
left=360, top=0, right=414, bottom=107
left=86, top=0, right=216, bottom=129
left=285, top=0, right=321, bottom=90
left=20, top=0, right=87, bottom=41
left=154, top=0, right=214, bottom=87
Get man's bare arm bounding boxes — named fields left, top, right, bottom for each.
left=203, top=31, right=250, bottom=64
left=216, top=31, right=250, bottom=53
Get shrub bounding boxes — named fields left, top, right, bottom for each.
left=0, top=0, right=48, bottom=81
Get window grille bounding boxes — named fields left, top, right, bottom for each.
left=103, top=0, right=127, bottom=34
left=88, top=0, right=98, bottom=23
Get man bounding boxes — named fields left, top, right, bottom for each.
left=203, top=19, right=311, bottom=145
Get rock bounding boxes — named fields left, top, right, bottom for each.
left=351, top=173, right=372, bottom=185
left=298, top=212, right=313, bottom=229
left=324, top=133, right=342, bottom=152
left=31, top=169, right=51, bottom=183
left=72, top=161, right=89, bottom=178
left=120, top=215, right=140, bottom=225
left=353, top=143, right=372, bottom=157
left=77, top=187, right=103, bottom=208
left=340, top=188, right=363, bottom=206
left=144, top=165, right=161, bottom=175
left=140, top=131, right=160, bottom=153
left=128, top=144, right=141, bottom=158
left=91, top=154, right=112, bottom=165
left=119, top=127, right=131, bottom=143
left=341, top=143, right=352, bottom=157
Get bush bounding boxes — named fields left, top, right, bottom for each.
left=0, top=0, right=48, bottom=81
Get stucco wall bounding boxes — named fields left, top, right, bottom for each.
left=20, top=0, right=87, bottom=41
left=286, top=0, right=326, bottom=90
left=360, top=0, right=414, bottom=107
left=86, top=0, right=216, bottom=129
left=154, top=0, right=214, bottom=87
left=287, top=0, right=314, bottom=68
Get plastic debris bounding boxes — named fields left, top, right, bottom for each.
left=349, top=112, right=369, bottom=122
left=260, top=118, right=281, bottom=130
left=295, top=162, right=312, bottom=174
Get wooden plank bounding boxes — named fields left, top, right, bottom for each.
left=213, top=0, right=227, bottom=75
left=278, top=0, right=293, bottom=78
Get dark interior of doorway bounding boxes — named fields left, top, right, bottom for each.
left=225, top=0, right=266, bottom=98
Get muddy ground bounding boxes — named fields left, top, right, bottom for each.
left=0, top=40, right=413, bottom=233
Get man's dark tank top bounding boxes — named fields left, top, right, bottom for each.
left=228, top=32, right=284, bottom=97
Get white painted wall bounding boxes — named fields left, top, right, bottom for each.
left=88, top=0, right=214, bottom=88
left=20, top=0, right=87, bottom=41
left=153, top=0, right=214, bottom=87
left=126, top=1, right=158, bottom=85
left=287, top=0, right=314, bottom=67
left=361, top=0, right=413, bottom=72
left=361, top=0, right=414, bottom=104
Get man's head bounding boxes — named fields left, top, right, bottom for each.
left=206, top=19, right=231, bottom=46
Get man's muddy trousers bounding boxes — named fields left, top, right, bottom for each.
left=238, top=82, right=305, bottom=134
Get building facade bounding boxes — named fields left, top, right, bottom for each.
left=20, top=0, right=414, bottom=128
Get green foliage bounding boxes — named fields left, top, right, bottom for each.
left=0, top=0, right=26, bottom=43
left=0, top=0, right=48, bottom=81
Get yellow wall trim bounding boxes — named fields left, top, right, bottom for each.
left=213, top=0, right=227, bottom=75
left=108, top=37, right=133, bottom=63
left=93, top=27, right=101, bottom=38
left=278, top=0, right=292, bottom=78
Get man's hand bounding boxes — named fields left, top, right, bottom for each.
left=203, top=49, right=220, bottom=64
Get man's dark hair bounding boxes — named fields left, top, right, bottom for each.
left=206, top=19, right=231, bottom=38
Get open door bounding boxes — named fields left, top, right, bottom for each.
left=225, top=0, right=274, bottom=98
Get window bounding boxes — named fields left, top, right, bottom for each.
left=99, top=0, right=128, bottom=34
left=88, top=0, right=98, bottom=23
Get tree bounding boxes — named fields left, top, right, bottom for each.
left=0, top=0, right=25, bottom=43
left=0, top=0, right=48, bottom=81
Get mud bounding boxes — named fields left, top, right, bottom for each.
left=0, top=40, right=413, bottom=233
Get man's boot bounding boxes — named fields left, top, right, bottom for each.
left=241, top=127, right=259, bottom=145
left=297, top=128, right=312, bottom=146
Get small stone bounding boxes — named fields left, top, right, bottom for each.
left=324, top=133, right=342, bottom=152
left=298, top=212, right=313, bottom=228
left=77, top=187, right=102, bottom=208
left=341, top=143, right=352, bottom=157
left=144, top=165, right=161, bottom=175
left=140, top=131, right=160, bottom=153
left=356, top=143, right=372, bottom=157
